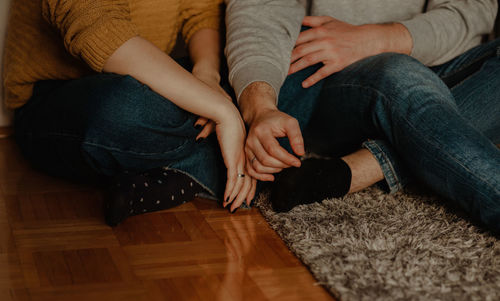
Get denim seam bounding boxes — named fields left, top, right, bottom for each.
left=25, top=129, right=192, bottom=156
left=447, top=57, right=491, bottom=92
left=38, top=130, right=191, bottom=156
left=363, top=140, right=403, bottom=194
left=336, top=83, right=500, bottom=199
left=440, top=49, right=497, bottom=85
left=82, top=139, right=190, bottom=156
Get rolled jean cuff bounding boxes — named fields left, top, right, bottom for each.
left=362, top=139, right=407, bottom=194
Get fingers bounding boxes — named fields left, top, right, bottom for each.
left=302, top=65, right=339, bottom=88
left=246, top=136, right=292, bottom=170
left=230, top=174, right=252, bottom=212
left=295, top=25, right=331, bottom=46
left=256, top=132, right=301, bottom=167
left=227, top=165, right=257, bottom=212
left=246, top=178, right=257, bottom=206
left=244, top=151, right=275, bottom=181
left=194, top=117, right=209, bottom=128
left=227, top=170, right=245, bottom=207
left=196, top=120, right=215, bottom=140
left=302, top=15, right=334, bottom=27
left=284, top=119, right=305, bottom=156
left=289, top=50, right=325, bottom=75
left=252, top=158, right=283, bottom=174
left=223, top=151, right=247, bottom=207
left=223, top=166, right=238, bottom=205
left=290, top=40, right=325, bottom=65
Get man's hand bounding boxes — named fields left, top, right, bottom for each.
left=289, top=16, right=413, bottom=88
left=239, top=82, right=304, bottom=182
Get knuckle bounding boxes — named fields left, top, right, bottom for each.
left=261, top=157, right=274, bottom=167
left=254, top=165, right=264, bottom=173
left=316, top=27, right=327, bottom=35
left=304, top=56, right=314, bottom=64
left=263, top=143, right=275, bottom=154
left=285, top=117, right=299, bottom=128
left=253, top=125, right=266, bottom=136
left=267, top=147, right=279, bottom=158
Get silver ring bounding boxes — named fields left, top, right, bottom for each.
left=251, top=156, right=257, bottom=164
left=237, top=173, right=245, bottom=178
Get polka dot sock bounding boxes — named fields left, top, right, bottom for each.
left=270, top=157, right=352, bottom=212
left=104, top=167, right=205, bottom=226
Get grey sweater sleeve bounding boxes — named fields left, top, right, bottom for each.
left=400, top=0, right=497, bottom=66
left=225, top=0, right=305, bottom=101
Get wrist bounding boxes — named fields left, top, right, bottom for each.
left=192, top=61, right=221, bottom=83
left=363, top=23, right=413, bottom=56
left=239, top=82, right=278, bottom=125
left=214, top=101, right=242, bottom=125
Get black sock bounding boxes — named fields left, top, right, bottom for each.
left=104, top=168, right=205, bottom=226
left=270, top=157, right=351, bottom=212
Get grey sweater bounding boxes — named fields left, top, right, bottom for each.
left=225, top=0, right=498, bottom=99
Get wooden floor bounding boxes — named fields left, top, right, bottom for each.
left=0, top=137, right=334, bottom=301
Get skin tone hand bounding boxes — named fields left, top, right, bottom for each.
left=188, top=29, right=232, bottom=141
left=289, top=16, right=413, bottom=88
left=239, top=82, right=304, bottom=182
left=103, top=36, right=255, bottom=210
left=191, top=68, right=231, bottom=140
left=188, top=29, right=256, bottom=210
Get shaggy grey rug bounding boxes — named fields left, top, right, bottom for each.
left=256, top=186, right=500, bottom=301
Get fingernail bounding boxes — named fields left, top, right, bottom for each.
left=194, top=124, right=201, bottom=129
left=196, top=138, right=204, bottom=143
left=231, top=208, right=238, bottom=214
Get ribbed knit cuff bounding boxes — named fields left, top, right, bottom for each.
left=400, top=18, right=435, bottom=66
left=80, top=18, right=139, bottom=72
left=230, top=61, right=285, bottom=104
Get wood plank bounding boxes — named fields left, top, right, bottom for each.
left=0, top=138, right=335, bottom=300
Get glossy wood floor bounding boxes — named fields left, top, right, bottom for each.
left=0, top=137, right=334, bottom=301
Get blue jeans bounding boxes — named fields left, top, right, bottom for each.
left=14, top=59, right=324, bottom=202
left=15, top=60, right=227, bottom=199
left=295, top=39, right=500, bottom=232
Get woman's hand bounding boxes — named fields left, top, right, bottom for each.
left=215, top=105, right=257, bottom=212
left=192, top=67, right=232, bottom=141
left=102, top=36, right=255, bottom=210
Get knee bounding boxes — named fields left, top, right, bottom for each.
left=351, top=53, right=453, bottom=109
left=359, top=53, right=434, bottom=88
left=88, top=75, right=194, bottom=137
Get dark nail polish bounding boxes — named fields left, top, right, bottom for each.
left=231, top=208, right=238, bottom=214
left=194, top=124, right=201, bottom=129
left=196, top=138, right=204, bottom=143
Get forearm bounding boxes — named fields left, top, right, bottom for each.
left=103, top=36, right=236, bottom=123
left=189, top=28, right=221, bottom=81
left=399, top=0, right=497, bottom=65
left=225, top=0, right=305, bottom=100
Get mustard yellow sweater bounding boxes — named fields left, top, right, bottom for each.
left=2, top=0, right=222, bottom=109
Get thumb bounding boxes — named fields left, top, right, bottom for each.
left=284, top=119, right=305, bottom=157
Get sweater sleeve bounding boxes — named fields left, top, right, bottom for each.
left=180, top=0, right=223, bottom=45
left=399, top=0, right=497, bottom=66
left=41, top=0, right=139, bottom=72
left=225, top=0, right=305, bottom=101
